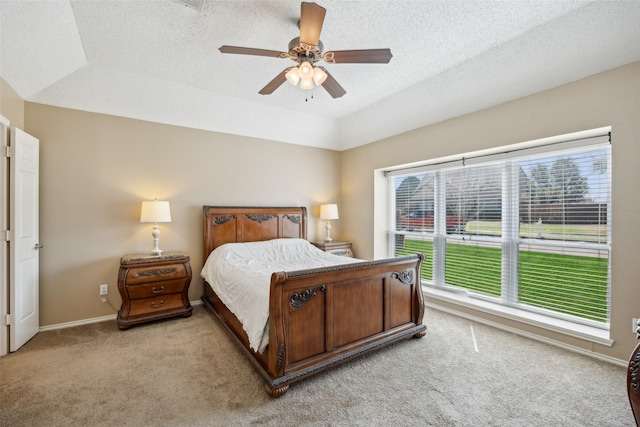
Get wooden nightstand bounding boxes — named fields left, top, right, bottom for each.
left=117, top=251, right=192, bottom=330
left=312, top=241, right=354, bottom=258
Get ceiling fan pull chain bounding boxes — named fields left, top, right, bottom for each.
left=305, top=88, right=316, bottom=102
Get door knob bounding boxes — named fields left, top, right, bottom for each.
left=34, top=243, right=43, bottom=250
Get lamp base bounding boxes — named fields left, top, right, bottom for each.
left=150, top=224, right=163, bottom=256
left=324, top=220, right=333, bottom=243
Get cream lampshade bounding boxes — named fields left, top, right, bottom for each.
left=320, top=204, right=339, bottom=243
left=140, top=200, right=172, bottom=256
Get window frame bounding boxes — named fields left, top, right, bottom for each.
left=384, top=128, right=612, bottom=338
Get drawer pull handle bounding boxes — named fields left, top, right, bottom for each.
left=151, top=300, right=165, bottom=309
left=152, top=286, right=165, bottom=294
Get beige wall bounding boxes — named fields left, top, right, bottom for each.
left=341, top=61, right=640, bottom=361
left=0, top=79, right=24, bottom=129
left=21, top=105, right=342, bottom=327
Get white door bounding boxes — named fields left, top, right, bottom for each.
left=9, top=127, right=39, bottom=351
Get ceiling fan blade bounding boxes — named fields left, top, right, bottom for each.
left=219, top=46, right=286, bottom=58
left=318, top=67, right=346, bottom=98
left=299, top=2, right=326, bottom=47
left=326, top=49, right=393, bottom=64
left=259, top=68, right=293, bottom=95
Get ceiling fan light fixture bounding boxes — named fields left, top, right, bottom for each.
left=285, top=67, right=301, bottom=86
left=312, top=67, right=327, bottom=85
left=298, top=61, right=314, bottom=80
left=300, top=78, right=314, bottom=90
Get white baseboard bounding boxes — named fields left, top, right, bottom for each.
left=39, top=314, right=116, bottom=331
left=38, top=299, right=203, bottom=332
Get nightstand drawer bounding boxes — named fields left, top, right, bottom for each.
left=325, top=247, right=354, bottom=257
left=126, top=279, right=186, bottom=300
left=126, top=264, right=187, bottom=284
left=128, top=294, right=186, bottom=317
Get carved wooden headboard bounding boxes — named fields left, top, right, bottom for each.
left=203, top=206, right=307, bottom=259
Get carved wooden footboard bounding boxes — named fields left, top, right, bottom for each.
left=201, top=206, right=426, bottom=397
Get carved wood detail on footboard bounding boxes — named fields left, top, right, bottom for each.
left=264, top=254, right=426, bottom=395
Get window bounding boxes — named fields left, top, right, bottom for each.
left=387, top=130, right=611, bottom=329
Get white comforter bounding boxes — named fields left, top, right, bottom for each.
left=200, top=238, right=360, bottom=353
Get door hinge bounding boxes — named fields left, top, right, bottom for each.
left=2, top=314, right=11, bottom=326
left=3, top=230, right=12, bottom=242
left=2, top=146, right=12, bottom=158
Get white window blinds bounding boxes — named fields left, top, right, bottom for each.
left=388, top=130, right=611, bottom=327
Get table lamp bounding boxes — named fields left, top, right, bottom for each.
left=140, top=199, right=172, bottom=255
left=320, top=204, right=339, bottom=243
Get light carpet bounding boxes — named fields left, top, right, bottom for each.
left=0, top=305, right=633, bottom=426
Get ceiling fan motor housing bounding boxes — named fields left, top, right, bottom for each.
left=288, top=37, right=324, bottom=63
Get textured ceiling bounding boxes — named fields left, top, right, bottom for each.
left=1, top=1, right=640, bottom=151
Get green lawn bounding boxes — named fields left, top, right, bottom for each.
left=397, top=238, right=609, bottom=323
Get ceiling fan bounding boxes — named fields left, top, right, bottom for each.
left=218, top=2, right=392, bottom=99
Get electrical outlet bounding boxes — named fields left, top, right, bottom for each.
left=100, top=284, right=108, bottom=296
left=633, top=318, right=639, bottom=334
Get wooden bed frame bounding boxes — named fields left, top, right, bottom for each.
left=201, top=206, right=426, bottom=397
